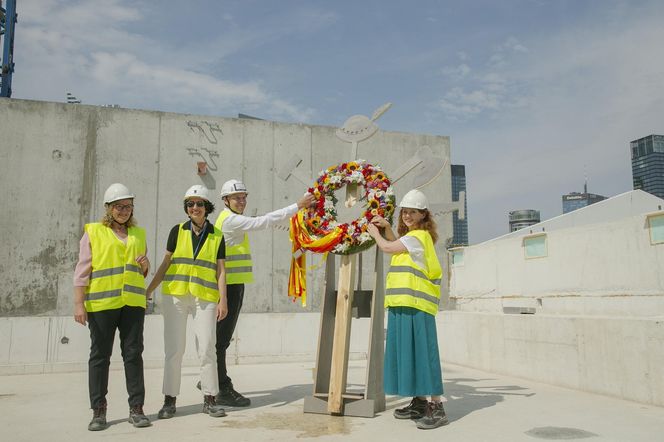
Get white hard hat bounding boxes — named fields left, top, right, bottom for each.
left=399, top=189, right=428, bottom=210
left=184, top=185, right=211, bottom=201
left=103, top=183, right=135, bottom=204
left=220, top=179, right=248, bottom=198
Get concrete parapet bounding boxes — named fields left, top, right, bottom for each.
left=0, top=312, right=373, bottom=375
left=439, top=311, right=664, bottom=407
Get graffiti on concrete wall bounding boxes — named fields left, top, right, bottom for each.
left=186, top=147, right=220, bottom=172
left=184, top=120, right=224, bottom=189
left=187, top=120, right=223, bottom=144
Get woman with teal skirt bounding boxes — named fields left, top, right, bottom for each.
left=367, top=188, right=448, bottom=430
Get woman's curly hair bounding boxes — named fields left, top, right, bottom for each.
left=101, top=204, right=137, bottom=228
left=183, top=199, right=216, bottom=217
left=397, top=208, right=438, bottom=244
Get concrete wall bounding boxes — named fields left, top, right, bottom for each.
left=444, top=196, right=664, bottom=406
left=0, top=313, right=373, bottom=375
left=439, top=311, right=664, bottom=407
left=0, top=98, right=453, bottom=316
left=449, top=194, right=664, bottom=316
left=4, top=310, right=662, bottom=407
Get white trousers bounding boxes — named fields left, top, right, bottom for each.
left=161, top=293, right=219, bottom=396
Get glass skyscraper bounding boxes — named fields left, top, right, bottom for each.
left=562, top=183, right=606, bottom=214
left=508, top=210, right=540, bottom=232
left=631, top=134, right=664, bottom=199
left=451, top=164, right=468, bottom=246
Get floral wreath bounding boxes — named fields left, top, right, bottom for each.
left=288, top=160, right=395, bottom=305
left=291, top=160, right=396, bottom=255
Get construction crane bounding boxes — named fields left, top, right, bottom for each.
left=1, top=0, right=17, bottom=98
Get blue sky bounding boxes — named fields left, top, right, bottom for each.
left=12, top=0, right=664, bottom=242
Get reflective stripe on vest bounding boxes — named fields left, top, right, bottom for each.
left=215, top=209, right=254, bottom=284
left=162, top=222, right=223, bottom=302
left=84, top=223, right=147, bottom=312
left=385, top=229, right=442, bottom=316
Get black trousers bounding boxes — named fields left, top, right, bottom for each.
left=216, top=283, right=244, bottom=388
left=87, top=305, right=145, bottom=409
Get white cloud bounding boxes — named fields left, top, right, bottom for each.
left=433, top=7, right=664, bottom=243
left=441, top=63, right=471, bottom=80
left=13, top=0, right=317, bottom=122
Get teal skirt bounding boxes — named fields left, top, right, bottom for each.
left=384, top=306, right=444, bottom=397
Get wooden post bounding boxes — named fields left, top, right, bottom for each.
left=364, top=247, right=385, bottom=411
left=327, top=254, right=356, bottom=413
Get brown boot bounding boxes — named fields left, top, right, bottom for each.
left=202, top=395, right=226, bottom=417
left=128, top=404, right=151, bottom=428
left=416, top=401, right=449, bottom=429
left=393, top=397, right=428, bottom=419
left=158, top=395, right=176, bottom=419
left=88, top=400, right=107, bottom=431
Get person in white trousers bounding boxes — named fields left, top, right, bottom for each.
left=147, top=185, right=228, bottom=418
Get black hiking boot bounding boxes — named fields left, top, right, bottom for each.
left=416, top=401, right=449, bottom=429
left=128, top=404, right=151, bottom=428
left=217, top=383, right=251, bottom=407
left=157, top=395, right=176, bottom=419
left=203, top=395, right=226, bottom=417
left=88, top=401, right=107, bottom=431
left=393, top=396, right=428, bottom=420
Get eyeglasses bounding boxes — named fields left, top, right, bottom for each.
left=112, top=204, right=134, bottom=211
left=186, top=201, right=206, bottom=208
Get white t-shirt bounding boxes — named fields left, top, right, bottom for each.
left=399, top=235, right=426, bottom=271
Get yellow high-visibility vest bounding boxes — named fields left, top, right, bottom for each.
left=85, top=223, right=147, bottom=312
left=385, top=229, right=442, bottom=316
left=162, top=222, right=223, bottom=302
left=215, top=209, right=254, bottom=284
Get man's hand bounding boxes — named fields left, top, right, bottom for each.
left=297, top=193, right=316, bottom=209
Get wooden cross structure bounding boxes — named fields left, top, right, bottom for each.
left=303, top=186, right=386, bottom=418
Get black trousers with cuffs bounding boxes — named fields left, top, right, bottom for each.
left=87, top=305, right=146, bottom=409
left=216, top=283, right=244, bottom=388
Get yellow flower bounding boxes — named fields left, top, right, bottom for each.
left=346, top=161, right=359, bottom=172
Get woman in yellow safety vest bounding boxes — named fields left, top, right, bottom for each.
left=367, top=189, right=448, bottom=430
left=146, top=185, right=228, bottom=419
left=73, top=183, right=151, bottom=431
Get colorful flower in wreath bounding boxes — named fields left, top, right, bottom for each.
left=293, top=159, right=395, bottom=255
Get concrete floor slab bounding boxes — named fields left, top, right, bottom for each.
left=1, top=361, right=663, bottom=442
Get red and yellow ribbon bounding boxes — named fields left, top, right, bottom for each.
left=288, top=210, right=344, bottom=306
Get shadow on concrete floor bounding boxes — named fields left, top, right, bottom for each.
left=443, top=377, right=535, bottom=422
left=385, top=376, right=535, bottom=423
left=240, top=383, right=314, bottom=409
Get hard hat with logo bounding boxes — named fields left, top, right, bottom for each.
left=399, top=189, right=428, bottom=210
left=220, top=179, right=248, bottom=198
left=103, top=183, right=135, bottom=204
left=184, top=185, right=211, bottom=201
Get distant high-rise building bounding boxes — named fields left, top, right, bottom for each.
left=451, top=164, right=468, bottom=246
left=631, top=134, right=664, bottom=199
left=509, top=209, right=540, bottom=232
left=562, top=182, right=606, bottom=214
